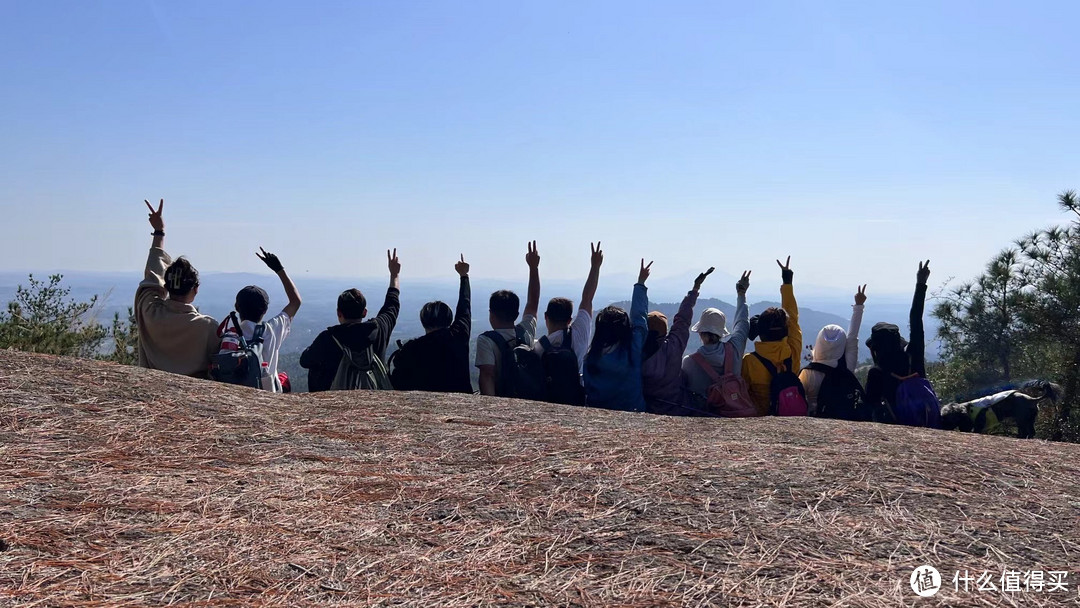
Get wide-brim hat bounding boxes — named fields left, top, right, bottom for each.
left=691, top=308, right=729, bottom=337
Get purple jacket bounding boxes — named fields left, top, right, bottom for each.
left=642, top=290, right=697, bottom=415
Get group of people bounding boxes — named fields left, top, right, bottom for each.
left=135, top=199, right=944, bottom=428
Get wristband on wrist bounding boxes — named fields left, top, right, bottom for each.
left=152, top=230, right=165, bottom=237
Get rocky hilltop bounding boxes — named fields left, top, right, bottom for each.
left=1, top=352, right=1078, bottom=607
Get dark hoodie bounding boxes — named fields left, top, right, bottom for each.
left=864, top=283, right=927, bottom=421
left=389, top=276, right=472, bottom=394
left=300, top=287, right=400, bottom=392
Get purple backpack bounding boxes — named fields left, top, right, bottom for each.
left=891, top=374, right=941, bottom=428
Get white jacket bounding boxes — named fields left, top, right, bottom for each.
left=799, top=304, right=864, bottom=415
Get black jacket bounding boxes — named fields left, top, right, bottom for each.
left=390, top=276, right=472, bottom=394
left=866, top=282, right=927, bottom=420
left=300, top=287, right=400, bottom=392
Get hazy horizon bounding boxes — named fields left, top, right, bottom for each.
left=4, top=2, right=1078, bottom=293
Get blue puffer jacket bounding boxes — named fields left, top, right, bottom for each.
left=583, top=283, right=648, bottom=412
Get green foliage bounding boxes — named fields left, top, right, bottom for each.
left=104, top=306, right=140, bottom=365
left=0, top=274, right=109, bottom=357
left=933, top=190, right=1080, bottom=441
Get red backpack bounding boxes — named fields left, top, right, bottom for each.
left=690, top=343, right=759, bottom=417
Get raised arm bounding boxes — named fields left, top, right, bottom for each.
left=257, top=247, right=302, bottom=319
left=910, top=260, right=930, bottom=376
left=579, top=242, right=603, bottom=315
left=668, top=267, right=712, bottom=353
left=451, top=254, right=471, bottom=338
left=137, top=199, right=170, bottom=305
left=777, top=256, right=802, bottom=372
left=730, top=270, right=752, bottom=351
left=632, top=260, right=652, bottom=329
left=845, top=285, right=866, bottom=371
left=388, top=248, right=401, bottom=291
left=524, top=241, right=540, bottom=318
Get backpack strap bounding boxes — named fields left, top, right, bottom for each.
left=752, top=351, right=778, bottom=376
left=538, top=335, right=553, bottom=352
left=691, top=353, right=722, bottom=383
left=483, top=330, right=511, bottom=351
left=249, top=323, right=266, bottom=346
left=331, top=335, right=349, bottom=357
left=806, top=362, right=833, bottom=374
left=722, top=341, right=734, bottom=375
left=481, top=330, right=516, bottom=395
left=225, top=312, right=248, bottom=348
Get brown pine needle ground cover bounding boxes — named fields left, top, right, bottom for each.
left=1, top=351, right=1079, bottom=607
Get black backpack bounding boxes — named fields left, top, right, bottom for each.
left=538, top=327, right=586, bottom=406
left=752, top=353, right=808, bottom=416
left=807, top=356, right=867, bottom=421
left=209, top=312, right=267, bottom=389
left=482, top=328, right=545, bottom=400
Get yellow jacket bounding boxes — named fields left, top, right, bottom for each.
left=741, top=283, right=802, bottom=415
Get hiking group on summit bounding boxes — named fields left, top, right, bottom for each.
left=135, top=199, right=1056, bottom=435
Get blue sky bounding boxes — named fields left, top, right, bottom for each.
left=2, top=1, right=1078, bottom=293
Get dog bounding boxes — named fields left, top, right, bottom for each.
left=940, top=381, right=1060, bottom=439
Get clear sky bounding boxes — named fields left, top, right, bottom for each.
left=2, top=1, right=1078, bottom=293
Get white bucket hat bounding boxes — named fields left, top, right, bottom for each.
left=691, top=308, right=729, bottom=337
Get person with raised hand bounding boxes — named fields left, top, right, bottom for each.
left=641, top=267, right=714, bottom=415
left=300, top=248, right=401, bottom=392
left=476, top=241, right=541, bottom=397
left=679, top=270, right=754, bottom=415
left=741, top=256, right=805, bottom=415
left=865, top=261, right=934, bottom=423
left=582, top=259, right=652, bottom=412
left=799, top=284, right=867, bottom=418
left=134, top=199, right=221, bottom=377
left=390, top=254, right=473, bottom=394
left=219, top=247, right=302, bottom=392
left=522, top=241, right=605, bottom=406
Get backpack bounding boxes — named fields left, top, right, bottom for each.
left=752, top=353, right=808, bottom=416
left=209, top=312, right=268, bottom=389
left=807, top=356, right=867, bottom=421
left=482, top=328, right=545, bottom=400
left=889, top=373, right=941, bottom=428
left=689, top=344, right=757, bottom=417
left=329, top=335, right=393, bottom=391
left=538, top=327, right=586, bottom=406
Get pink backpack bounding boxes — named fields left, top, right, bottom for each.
left=691, top=343, right=759, bottom=417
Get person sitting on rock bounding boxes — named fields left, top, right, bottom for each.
left=222, top=248, right=302, bottom=392
left=741, top=257, right=803, bottom=416
left=799, top=285, right=867, bottom=418
left=475, top=242, right=540, bottom=397
left=390, top=255, right=473, bottom=394
left=300, top=249, right=401, bottom=392
left=134, top=199, right=220, bottom=377
left=582, top=259, right=651, bottom=412
left=678, top=270, right=753, bottom=416
left=865, top=261, right=931, bottom=423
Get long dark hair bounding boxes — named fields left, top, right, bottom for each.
left=586, top=306, right=632, bottom=373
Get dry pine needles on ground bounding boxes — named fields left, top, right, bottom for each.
left=1, top=350, right=1079, bottom=607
